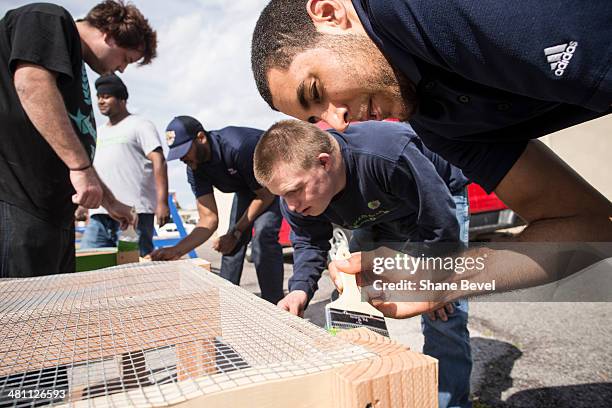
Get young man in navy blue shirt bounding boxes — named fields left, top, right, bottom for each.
left=254, top=119, right=472, bottom=408
left=251, top=0, right=612, bottom=316
left=150, top=116, right=284, bottom=304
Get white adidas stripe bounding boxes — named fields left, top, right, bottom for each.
left=544, top=44, right=568, bottom=56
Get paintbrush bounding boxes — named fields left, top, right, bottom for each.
left=325, top=243, right=389, bottom=337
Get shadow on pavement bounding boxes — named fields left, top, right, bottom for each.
left=504, top=382, right=612, bottom=408
left=471, top=337, right=611, bottom=407
left=471, top=337, right=522, bottom=407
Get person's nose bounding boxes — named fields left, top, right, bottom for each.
left=321, top=103, right=350, bottom=132
left=286, top=198, right=300, bottom=213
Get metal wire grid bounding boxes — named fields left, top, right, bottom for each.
left=0, top=260, right=374, bottom=407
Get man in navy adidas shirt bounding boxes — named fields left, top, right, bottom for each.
left=150, top=116, right=284, bottom=304
left=251, top=0, right=612, bottom=316
left=254, top=119, right=471, bottom=407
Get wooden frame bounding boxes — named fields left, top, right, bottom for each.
left=2, top=259, right=437, bottom=407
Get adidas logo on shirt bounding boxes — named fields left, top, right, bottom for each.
left=544, top=41, right=578, bottom=77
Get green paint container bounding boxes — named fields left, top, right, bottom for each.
left=75, top=248, right=118, bottom=272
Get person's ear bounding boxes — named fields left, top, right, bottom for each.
left=196, top=130, right=206, bottom=142
left=307, top=0, right=351, bottom=33
left=318, top=152, right=332, bottom=169
left=102, top=32, right=116, bottom=47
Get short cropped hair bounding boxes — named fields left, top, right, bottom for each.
left=254, top=120, right=335, bottom=186
left=84, top=0, right=157, bottom=65
left=251, top=0, right=320, bottom=110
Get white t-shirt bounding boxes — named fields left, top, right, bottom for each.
left=90, top=115, right=163, bottom=215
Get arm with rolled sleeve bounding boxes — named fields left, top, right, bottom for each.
left=281, top=200, right=333, bottom=301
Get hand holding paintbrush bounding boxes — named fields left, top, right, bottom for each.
left=325, top=243, right=389, bottom=337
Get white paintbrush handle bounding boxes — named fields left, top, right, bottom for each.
left=330, top=243, right=361, bottom=302
left=339, top=270, right=362, bottom=303
left=327, top=241, right=385, bottom=318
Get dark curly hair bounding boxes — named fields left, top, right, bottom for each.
left=84, top=0, right=157, bottom=65
left=251, top=0, right=321, bottom=110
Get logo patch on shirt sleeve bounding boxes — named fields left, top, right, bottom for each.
left=544, top=41, right=578, bottom=77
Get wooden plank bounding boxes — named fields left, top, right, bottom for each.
left=187, top=328, right=438, bottom=408
left=75, top=248, right=118, bottom=271
left=189, top=258, right=211, bottom=271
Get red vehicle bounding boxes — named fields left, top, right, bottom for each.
left=277, top=218, right=292, bottom=247
left=466, top=183, right=522, bottom=235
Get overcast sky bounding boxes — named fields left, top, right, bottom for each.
left=3, top=0, right=288, bottom=208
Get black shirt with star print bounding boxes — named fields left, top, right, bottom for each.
left=0, top=3, right=97, bottom=228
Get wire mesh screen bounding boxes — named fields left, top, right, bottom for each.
left=0, top=260, right=374, bottom=407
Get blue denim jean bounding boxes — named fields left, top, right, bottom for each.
left=349, top=188, right=472, bottom=408
left=220, top=191, right=284, bottom=305
left=80, top=213, right=155, bottom=257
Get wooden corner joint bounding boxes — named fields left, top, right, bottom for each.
left=334, top=328, right=439, bottom=408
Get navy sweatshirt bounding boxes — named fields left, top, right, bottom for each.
left=187, top=126, right=263, bottom=197
left=282, top=121, right=468, bottom=299
left=352, top=0, right=611, bottom=192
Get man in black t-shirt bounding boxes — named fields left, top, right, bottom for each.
left=0, top=1, right=157, bottom=278
left=251, top=1, right=612, bottom=321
